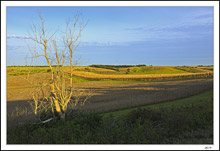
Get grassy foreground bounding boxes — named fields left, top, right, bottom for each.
left=7, top=89, right=213, bottom=144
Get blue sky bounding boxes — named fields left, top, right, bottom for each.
left=6, top=7, right=213, bottom=66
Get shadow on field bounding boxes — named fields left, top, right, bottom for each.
left=79, top=79, right=213, bottom=113
left=7, top=78, right=213, bottom=128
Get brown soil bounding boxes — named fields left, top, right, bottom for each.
left=78, top=78, right=213, bottom=113
left=6, top=73, right=213, bottom=127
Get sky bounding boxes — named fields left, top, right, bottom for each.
left=6, top=6, right=213, bottom=66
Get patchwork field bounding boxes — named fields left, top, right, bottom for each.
left=6, top=65, right=214, bottom=144
left=7, top=65, right=213, bottom=126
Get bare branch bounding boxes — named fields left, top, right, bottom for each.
left=25, top=12, right=91, bottom=121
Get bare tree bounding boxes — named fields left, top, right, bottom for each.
left=27, top=13, right=90, bottom=121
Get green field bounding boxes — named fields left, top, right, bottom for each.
left=7, top=65, right=213, bottom=84
left=7, top=65, right=212, bottom=77
left=102, top=89, right=213, bottom=118
left=7, top=66, right=51, bottom=77
left=76, top=65, right=209, bottom=75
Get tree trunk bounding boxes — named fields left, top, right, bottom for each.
left=51, top=84, right=65, bottom=120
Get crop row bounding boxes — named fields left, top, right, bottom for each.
left=71, top=71, right=213, bottom=81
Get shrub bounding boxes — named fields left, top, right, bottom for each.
left=85, top=67, right=90, bottom=72
left=47, top=69, right=51, bottom=72
left=7, top=99, right=213, bottom=144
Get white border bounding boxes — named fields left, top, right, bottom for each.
left=213, top=2, right=220, bottom=150
left=1, top=1, right=219, bottom=150
left=0, top=1, right=218, bottom=7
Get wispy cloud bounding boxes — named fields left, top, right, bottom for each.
left=80, top=41, right=129, bottom=47
left=7, top=34, right=129, bottom=48
left=125, top=15, right=212, bottom=33
left=124, top=10, right=213, bottom=40
left=7, top=35, right=31, bottom=39
left=7, top=33, right=127, bottom=46
left=193, top=13, right=213, bottom=20
left=187, top=11, right=213, bottom=26
left=7, top=45, right=24, bottom=49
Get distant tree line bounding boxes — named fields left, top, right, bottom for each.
left=89, top=64, right=146, bottom=68
left=197, top=65, right=213, bottom=67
